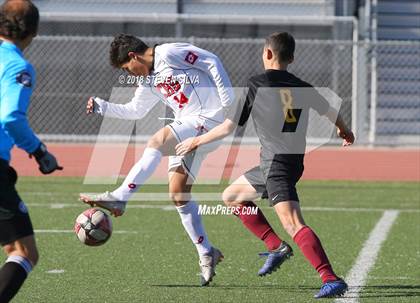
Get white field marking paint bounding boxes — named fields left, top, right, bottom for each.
left=27, top=203, right=176, bottom=211
left=34, top=229, right=138, bottom=234
left=50, top=203, right=68, bottom=209
left=46, top=269, right=65, bottom=274
left=369, top=276, right=413, bottom=280
left=335, top=210, right=400, bottom=303
left=25, top=203, right=420, bottom=213
left=301, top=206, right=415, bottom=213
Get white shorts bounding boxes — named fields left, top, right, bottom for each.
left=166, top=116, right=222, bottom=180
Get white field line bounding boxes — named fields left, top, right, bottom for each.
left=25, top=202, right=420, bottom=213
left=301, top=207, right=417, bottom=213
left=46, top=269, right=65, bottom=274
left=28, top=203, right=176, bottom=211
left=369, top=276, right=415, bottom=280
left=34, top=229, right=138, bottom=234
left=335, top=210, right=400, bottom=303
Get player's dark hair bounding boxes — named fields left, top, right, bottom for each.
left=109, top=33, right=149, bottom=68
left=265, top=32, right=295, bottom=63
left=0, top=0, right=39, bottom=41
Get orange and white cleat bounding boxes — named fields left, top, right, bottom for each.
left=199, top=247, right=224, bottom=286
left=79, top=191, right=126, bottom=217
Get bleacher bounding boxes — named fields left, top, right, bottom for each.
left=377, top=0, right=420, bottom=40
left=182, top=0, right=334, bottom=16
left=375, top=0, right=420, bottom=135
left=34, top=0, right=341, bottom=39
left=34, top=0, right=335, bottom=17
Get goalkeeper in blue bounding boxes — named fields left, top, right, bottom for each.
left=0, top=1, right=62, bottom=302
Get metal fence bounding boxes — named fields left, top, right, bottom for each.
left=24, top=36, right=420, bottom=145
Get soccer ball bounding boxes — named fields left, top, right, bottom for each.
left=74, top=208, right=112, bottom=246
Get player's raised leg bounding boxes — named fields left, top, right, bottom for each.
left=222, top=174, right=293, bottom=276
left=274, top=200, right=347, bottom=298
left=80, top=126, right=177, bottom=216
left=168, top=165, right=223, bottom=286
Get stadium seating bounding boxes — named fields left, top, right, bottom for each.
left=34, top=0, right=335, bottom=17
left=375, top=0, right=420, bottom=135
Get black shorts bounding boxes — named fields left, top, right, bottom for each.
left=0, top=159, right=34, bottom=246
left=244, top=156, right=304, bottom=206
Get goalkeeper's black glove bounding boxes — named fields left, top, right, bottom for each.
left=30, top=143, right=63, bottom=174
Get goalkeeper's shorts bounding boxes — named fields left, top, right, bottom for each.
left=0, top=159, right=34, bottom=246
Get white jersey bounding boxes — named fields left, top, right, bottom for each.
left=94, top=43, right=234, bottom=128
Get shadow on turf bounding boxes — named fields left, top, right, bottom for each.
left=150, top=283, right=420, bottom=298
left=149, top=284, right=318, bottom=290
left=347, top=285, right=420, bottom=299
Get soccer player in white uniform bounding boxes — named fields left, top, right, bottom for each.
left=80, top=34, right=234, bottom=286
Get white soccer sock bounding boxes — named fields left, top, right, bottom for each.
left=6, top=255, right=32, bottom=275
left=112, top=147, right=162, bottom=201
left=176, top=200, right=212, bottom=256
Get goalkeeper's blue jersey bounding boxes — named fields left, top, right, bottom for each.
left=0, top=40, right=40, bottom=163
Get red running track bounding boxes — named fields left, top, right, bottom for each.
left=10, top=143, right=420, bottom=182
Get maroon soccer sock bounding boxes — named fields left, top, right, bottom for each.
left=235, top=201, right=282, bottom=251
left=293, top=226, right=338, bottom=283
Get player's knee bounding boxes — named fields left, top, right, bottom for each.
left=3, top=244, right=14, bottom=256
left=146, top=137, right=161, bottom=149
left=168, top=191, right=178, bottom=202
left=147, top=129, right=169, bottom=150
left=282, top=223, right=299, bottom=237
left=222, top=188, right=237, bottom=206
left=280, top=218, right=304, bottom=237
left=168, top=191, right=190, bottom=206
left=27, top=248, right=39, bottom=266
left=277, top=213, right=297, bottom=235
left=4, top=245, right=39, bottom=267
left=146, top=129, right=167, bottom=149
left=18, top=246, right=39, bottom=267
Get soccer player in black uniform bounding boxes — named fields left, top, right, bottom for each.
left=176, top=32, right=354, bottom=298
left=0, top=1, right=62, bottom=302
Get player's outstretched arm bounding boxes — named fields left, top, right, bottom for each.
left=175, top=119, right=236, bottom=156
left=325, top=107, right=355, bottom=146
left=86, top=96, right=154, bottom=120
left=86, top=84, right=159, bottom=120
